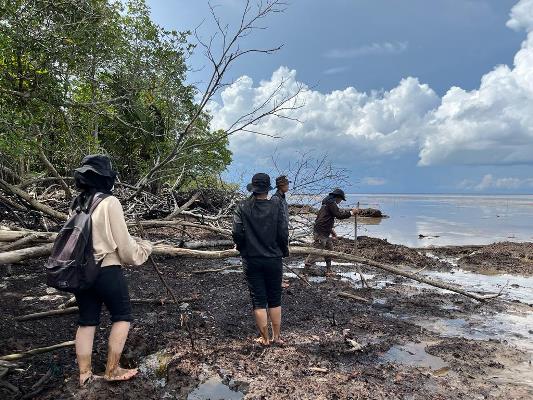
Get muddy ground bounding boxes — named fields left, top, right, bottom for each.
left=0, top=235, right=532, bottom=399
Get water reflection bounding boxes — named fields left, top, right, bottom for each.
left=331, top=194, right=533, bottom=247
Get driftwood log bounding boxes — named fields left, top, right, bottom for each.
left=338, top=292, right=370, bottom=303
left=0, top=341, right=75, bottom=361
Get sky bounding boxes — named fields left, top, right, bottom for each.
left=146, top=0, right=533, bottom=194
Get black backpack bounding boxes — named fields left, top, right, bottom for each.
left=46, top=193, right=109, bottom=292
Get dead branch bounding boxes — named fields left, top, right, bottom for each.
left=128, top=0, right=297, bottom=199
left=192, top=265, right=235, bottom=274
left=0, top=178, right=67, bottom=221
left=136, top=220, right=180, bottom=304
left=15, top=307, right=79, bottom=321
left=0, top=193, right=26, bottom=211
left=338, top=292, right=370, bottom=303
left=37, top=146, right=72, bottom=200
left=164, top=191, right=201, bottom=220
left=179, top=210, right=231, bottom=221
left=0, top=341, right=75, bottom=361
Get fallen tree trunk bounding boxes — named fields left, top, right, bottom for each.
left=128, top=220, right=230, bottom=236
left=182, top=239, right=234, bottom=249
left=290, top=247, right=500, bottom=302
left=0, top=233, right=49, bottom=252
left=152, top=246, right=500, bottom=302
left=0, top=341, right=74, bottom=361
left=1, top=242, right=500, bottom=302
left=0, top=243, right=53, bottom=264
left=0, top=238, right=230, bottom=265
left=0, top=230, right=57, bottom=242
left=0, top=220, right=230, bottom=243
left=0, top=178, right=67, bottom=221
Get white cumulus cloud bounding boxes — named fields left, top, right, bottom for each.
left=459, top=174, right=533, bottom=190
left=210, top=0, right=533, bottom=169
left=418, top=0, right=533, bottom=166
left=211, top=67, right=440, bottom=163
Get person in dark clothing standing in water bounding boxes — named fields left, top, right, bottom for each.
left=272, top=175, right=290, bottom=222
left=304, top=188, right=358, bottom=276
left=232, top=173, right=289, bottom=346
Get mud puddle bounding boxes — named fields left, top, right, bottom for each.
left=380, top=341, right=448, bottom=372
left=187, top=375, right=245, bottom=400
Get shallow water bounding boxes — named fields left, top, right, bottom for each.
left=381, top=341, right=448, bottom=371
left=328, top=194, right=533, bottom=247
left=187, top=376, right=244, bottom=400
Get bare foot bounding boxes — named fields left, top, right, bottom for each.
left=272, top=337, right=285, bottom=347
left=104, top=367, right=138, bottom=382
left=325, top=270, right=335, bottom=277
left=254, top=337, right=270, bottom=346
left=79, top=372, right=102, bottom=386
left=282, top=280, right=290, bottom=288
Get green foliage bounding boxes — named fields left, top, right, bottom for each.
left=0, top=0, right=231, bottom=187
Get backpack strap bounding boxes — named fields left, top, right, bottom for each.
left=88, top=193, right=110, bottom=214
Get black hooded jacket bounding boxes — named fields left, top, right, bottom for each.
left=313, top=194, right=352, bottom=237
left=232, top=195, right=289, bottom=258
left=271, top=189, right=289, bottom=223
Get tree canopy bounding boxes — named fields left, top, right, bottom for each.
left=0, top=0, right=232, bottom=191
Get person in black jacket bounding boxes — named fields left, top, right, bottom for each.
left=271, top=175, right=290, bottom=223
left=304, top=189, right=358, bottom=275
left=232, top=173, right=289, bottom=346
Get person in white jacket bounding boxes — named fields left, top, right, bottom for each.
left=71, top=155, right=152, bottom=386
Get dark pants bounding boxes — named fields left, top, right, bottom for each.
left=304, top=233, right=333, bottom=268
left=74, top=265, right=132, bottom=326
left=243, top=257, right=282, bottom=309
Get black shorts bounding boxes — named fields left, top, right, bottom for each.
left=74, top=265, right=132, bottom=326
left=243, top=256, right=282, bottom=309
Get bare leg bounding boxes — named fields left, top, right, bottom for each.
left=104, top=322, right=138, bottom=381
left=75, top=326, right=97, bottom=386
left=253, top=308, right=270, bottom=345
left=303, top=254, right=314, bottom=272
left=325, top=259, right=334, bottom=276
left=268, top=307, right=283, bottom=345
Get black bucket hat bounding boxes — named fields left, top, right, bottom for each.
left=74, top=154, right=116, bottom=178
left=246, top=173, right=273, bottom=194
left=329, top=188, right=346, bottom=201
